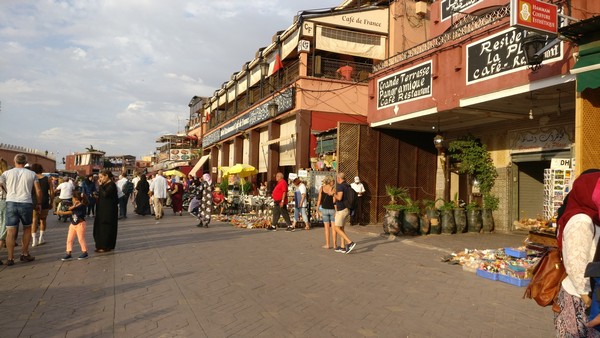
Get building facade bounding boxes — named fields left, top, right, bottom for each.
left=368, top=0, right=600, bottom=231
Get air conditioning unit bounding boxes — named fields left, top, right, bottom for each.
left=416, top=1, right=428, bottom=17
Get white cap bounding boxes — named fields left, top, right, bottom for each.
left=354, top=176, right=360, bottom=183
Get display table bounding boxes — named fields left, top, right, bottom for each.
left=527, top=230, right=558, bottom=248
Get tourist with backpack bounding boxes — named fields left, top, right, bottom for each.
left=332, top=172, right=356, bottom=254
left=554, top=169, right=600, bottom=336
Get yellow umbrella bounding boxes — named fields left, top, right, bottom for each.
left=226, top=163, right=258, bottom=178
left=218, top=166, right=230, bottom=178
left=163, top=169, right=186, bottom=177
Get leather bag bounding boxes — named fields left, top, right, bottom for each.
left=523, top=248, right=567, bottom=313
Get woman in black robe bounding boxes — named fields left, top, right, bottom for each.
left=135, top=174, right=151, bottom=215
left=93, top=170, right=118, bottom=252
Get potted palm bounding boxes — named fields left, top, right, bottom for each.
left=438, top=199, right=456, bottom=234
left=383, top=185, right=404, bottom=235
left=482, top=193, right=499, bottom=232
left=399, top=192, right=421, bottom=236
left=465, top=200, right=483, bottom=233
left=422, top=199, right=440, bottom=235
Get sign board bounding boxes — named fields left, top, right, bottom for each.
left=298, top=169, right=308, bottom=178
left=551, top=158, right=571, bottom=169
left=466, top=27, right=562, bottom=84
left=441, top=0, right=483, bottom=22
left=288, top=173, right=298, bottom=181
left=298, top=40, right=310, bottom=53
left=377, top=60, right=432, bottom=110
left=509, top=125, right=574, bottom=153
left=510, top=0, right=558, bottom=35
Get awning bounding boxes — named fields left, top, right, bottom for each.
left=190, top=155, right=210, bottom=177
left=570, top=43, right=600, bottom=92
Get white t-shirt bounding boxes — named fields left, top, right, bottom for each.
left=0, top=167, right=38, bottom=203
left=132, top=176, right=140, bottom=189
left=57, top=181, right=75, bottom=200
left=116, top=177, right=127, bottom=198
left=295, top=183, right=307, bottom=208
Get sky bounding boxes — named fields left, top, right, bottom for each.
left=0, top=0, right=342, bottom=166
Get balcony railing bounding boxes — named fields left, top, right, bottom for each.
left=203, top=56, right=372, bottom=132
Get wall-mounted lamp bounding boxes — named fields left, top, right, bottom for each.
left=260, top=60, right=269, bottom=78
left=268, top=102, right=279, bottom=118
left=528, top=91, right=535, bottom=120
left=521, top=33, right=548, bottom=71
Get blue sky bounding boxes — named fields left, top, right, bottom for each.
left=0, top=0, right=341, bottom=164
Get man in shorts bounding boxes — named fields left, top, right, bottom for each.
left=0, top=154, right=42, bottom=266
left=333, top=172, right=356, bottom=254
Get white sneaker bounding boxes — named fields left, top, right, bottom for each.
left=32, top=237, right=38, bottom=247
left=38, top=238, right=46, bottom=245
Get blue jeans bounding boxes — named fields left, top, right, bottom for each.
left=5, top=201, right=34, bottom=229
left=294, top=207, right=309, bottom=224
left=321, top=208, right=335, bottom=223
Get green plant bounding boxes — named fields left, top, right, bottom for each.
left=437, top=198, right=456, bottom=211
left=400, top=195, right=421, bottom=213
left=483, top=193, right=500, bottom=211
left=383, top=204, right=404, bottom=211
left=219, top=180, right=228, bottom=196
left=465, top=200, right=481, bottom=211
left=385, top=185, right=407, bottom=205
left=448, top=135, right=498, bottom=196
left=242, top=181, right=253, bottom=194
left=422, top=199, right=436, bottom=211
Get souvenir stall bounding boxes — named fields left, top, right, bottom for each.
left=443, top=229, right=558, bottom=287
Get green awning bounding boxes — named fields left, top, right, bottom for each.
left=571, top=42, right=600, bottom=92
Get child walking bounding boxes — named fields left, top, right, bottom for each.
left=56, top=192, right=89, bottom=260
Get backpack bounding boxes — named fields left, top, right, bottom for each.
left=123, top=180, right=134, bottom=194
left=344, top=183, right=358, bottom=210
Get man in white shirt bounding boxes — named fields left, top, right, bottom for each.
left=56, top=177, right=75, bottom=201
left=0, top=154, right=42, bottom=266
left=350, top=176, right=366, bottom=225
left=149, top=170, right=168, bottom=220
left=290, top=177, right=309, bottom=231
left=116, top=174, right=128, bottom=219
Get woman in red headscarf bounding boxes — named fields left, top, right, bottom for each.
left=555, top=170, right=600, bottom=337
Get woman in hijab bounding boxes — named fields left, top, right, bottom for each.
left=93, top=170, right=119, bottom=253
left=170, top=176, right=184, bottom=216
left=197, top=173, right=214, bottom=228
left=555, top=169, right=600, bottom=336
left=134, top=174, right=151, bottom=216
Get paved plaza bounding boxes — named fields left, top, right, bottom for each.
left=0, top=209, right=555, bottom=337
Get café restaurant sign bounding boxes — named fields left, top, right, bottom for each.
left=466, top=27, right=562, bottom=84
left=377, top=60, right=432, bottom=110
left=510, top=0, right=558, bottom=35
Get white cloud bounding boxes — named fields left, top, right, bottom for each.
left=0, top=0, right=341, bottom=161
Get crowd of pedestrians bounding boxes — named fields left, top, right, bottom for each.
left=0, top=155, right=359, bottom=267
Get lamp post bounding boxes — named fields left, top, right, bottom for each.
left=433, top=134, right=450, bottom=201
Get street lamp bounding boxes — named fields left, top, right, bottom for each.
left=521, top=33, right=548, bottom=71
left=433, top=134, right=445, bottom=150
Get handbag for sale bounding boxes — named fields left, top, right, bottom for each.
left=523, top=247, right=567, bottom=313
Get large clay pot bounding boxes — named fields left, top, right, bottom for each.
left=426, top=209, right=440, bottom=234
left=454, top=208, right=467, bottom=233
left=402, top=212, right=420, bottom=236
left=482, top=209, right=495, bottom=232
left=467, top=209, right=483, bottom=233
left=383, top=209, right=402, bottom=235
left=440, top=209, right=456, bottom=234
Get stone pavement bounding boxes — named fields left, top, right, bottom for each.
left=0, top=210, right=555, bottom=338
